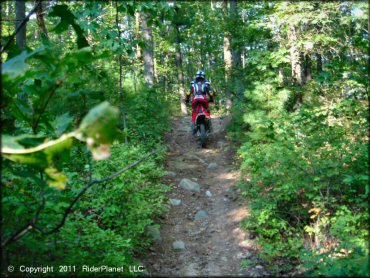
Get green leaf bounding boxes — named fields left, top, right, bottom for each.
left=53, top=19, right=70, bottom=34
left=45, top=168, right=68, bottom=190
left=16, top=134, right=48, bottom=148
left=343, top=175, right=354, bottom=185
left=2, top=135, right=25, bottom=150
left=54, top=113, right=74, bottom=137
left=49, top=4, right=74, bottom=21
left=76, top=101, right=120, bottom=160
left=3, top=152, right=48, bottom=168
left=72, top=23, right=89, bottom=49
left=49, top=4, right=89, bottom=49
left=2, top=47, right=44, bottom=78
left=2, top=102, right=120, bottom=188
left=2, top=51, right=30, bottom=78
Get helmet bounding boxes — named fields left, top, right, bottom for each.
left=195, top=70, right=205, bottom=80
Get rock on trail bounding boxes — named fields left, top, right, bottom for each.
left=194, top=210, right=208, bottom=221
left=179, top=178, right=201, bottom=192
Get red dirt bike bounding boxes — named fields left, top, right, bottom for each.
left=191, top=93, right=212, bottom=148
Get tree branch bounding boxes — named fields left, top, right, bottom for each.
left=32, top=78, right=65, bottom=134
left=1, top=180, right=46, bottom=248
left=35, top=147, right=161, bottom=235
left=1, top=147, right=162, bottom=247
left=35, top=0, right=49, bottom=39
left=1, top=0, right=42, bottom=54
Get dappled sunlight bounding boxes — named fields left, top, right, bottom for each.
left=227, top=206, right=250, bottom=222
left=212, top=171, right=240, bottom=186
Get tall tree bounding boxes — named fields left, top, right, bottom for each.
left=223, top=0, right=232, bottom=109
left=316, top=53, right=323, bottom=74
left=175, top=25, right=187, bottom=115
left=303, top=54, right=312, bottom=82
left=15, top=0, right=26, bottom=49
left=35, top=0, right=48, bottom=39
left=135, top=11, right=142, bottom=61
left=115, top=1, right=128, bottom=143
left=172, top=3, right=190, bottom=115
left=288, top=23, right=304, bottom=85
left=230, top=0, right=243, bottom=97
left=141, top=12, right=154, bottom=87
left=368, top=1, right=370, bottom=95
left=230, top=0, right=241, bottom=70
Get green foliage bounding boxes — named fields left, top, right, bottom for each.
left=228, top=2, right=369, bottom=275
left=236, top=98, right=368, bottom=275
left=125, top=86, right=171, bottom=147
left=1, top=2, right=171, bottom=276
left=2, top=102, right=120, bottom=189
left=3, top=140, right=170, bottom=275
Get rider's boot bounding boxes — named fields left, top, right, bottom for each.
left=208, top=119, right=213, bottom=133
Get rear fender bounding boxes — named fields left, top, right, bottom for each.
left=195, top=114, right=206, bottom=125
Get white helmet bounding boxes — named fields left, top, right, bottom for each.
left=195, top=70, right=205, bottom=80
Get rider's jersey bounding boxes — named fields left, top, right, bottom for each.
left=190, top=80, right=210, bottom=95
left=187, top=79, right=213, bottom=102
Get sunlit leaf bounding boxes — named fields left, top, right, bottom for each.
left=76, top=101, right=120, bottom=160
left=45, top=168, right=68, bottom=190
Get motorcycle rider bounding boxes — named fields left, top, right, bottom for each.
left=185, top=70, right=215, bottom=136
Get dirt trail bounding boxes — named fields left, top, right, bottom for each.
left=141, top=115, right=267, bottom=277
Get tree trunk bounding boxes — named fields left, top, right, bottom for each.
left=241, top=9, right=246, bottom=69
left=230, top=0, right=241, bottom=70
left=115, top=1, right=128, bottom=143
left=141, top=12, right=154, bottom=87
left=289, top=23, right=304, bottom=85
left=367, top=1, right=370, bottom=107
left=278, top=66, right=284, bottom=85
left=127, top=14, right=137, bottom=94
left=224, top=35, right=232, bottom=105
left=153, top=40, right=158, bottom=83
left=15, top=0, right=26, bottom=49
left=175, top=26, right=188, bottom=115
left=316, top=53, right=323, bottom=74
left=35, top=0, right=48, bottom=39
left=162, top=53, right=168, bottom=93
left=158, top=15, right=168, bottom=94
left=288, top=23, right=305, bottom=111
left=304, top=54, right=312, bottom=82
left=230, top=0, right=243, bottom=97
left=6, top=1, right=13, bottom=35
left=313, top=3, right=322, bottom=75
left=119, top=55, right=128, bottom=143
left=135, top=12, right=142, bottom=61
left=223, top=0, right=232, bottom=109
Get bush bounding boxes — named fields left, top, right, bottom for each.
left=234, top=90, right=369, bottom=275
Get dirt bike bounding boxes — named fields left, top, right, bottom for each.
left=192, top=94, right=212, bottom=148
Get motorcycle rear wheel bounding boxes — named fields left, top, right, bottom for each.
left=200, top=123, right=206, bottom=148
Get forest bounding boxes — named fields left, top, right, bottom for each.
left=1, top=0, right=369, bottom=277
